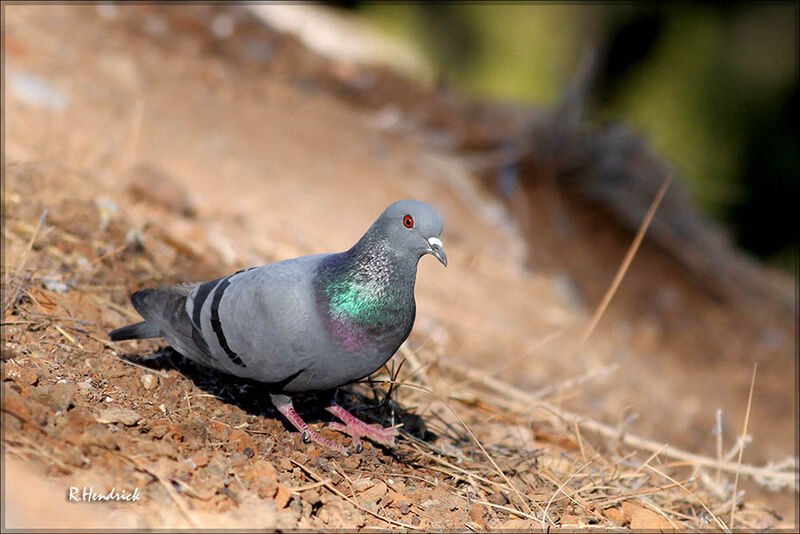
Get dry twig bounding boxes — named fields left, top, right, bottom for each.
left=577, top=173, right=672, bottom=352
left=3, top=207, right=49, bottom=315
left=729, top=363, right=757, bottom=529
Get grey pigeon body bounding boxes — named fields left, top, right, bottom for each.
left=110, top=199, right=446, bottom=452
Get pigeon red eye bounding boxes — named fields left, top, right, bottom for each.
left=403, top=215, right=414, bottom=228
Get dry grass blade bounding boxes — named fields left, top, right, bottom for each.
left=288, top=479, right=332, bottom=494
left=290, top=459, right=420, bottom=530
left=644, top=463, right=728, bottom=531
left=450, top=330, right=563, bottom=393
left=394, top=381, right=536, bottom=520
left=634, top=442, right=670, bottom=475
left=119, top=97, right=145, bottom=173
left=121, top=454, right=199, bottom=528
left=541, top=458, right=595, bottom=532
left=472, top=499, right=540, bottom=522
left=436, top=356, right=540, bottom=407
left=117, top=355, right=170, bottom=378
left=3, top=207, right=49, bottom=315
left=577, top=173, right=673, bottom=352
left=714, top=408, right=724, bottom=486
left=65, top=242, right=129, bottom=277
left=407, top=441, right=502, bottom=490
left=399, top=342, right=430, bottom=385
left=530, top=362, right=618, bottom=401
left=4, top=436, right=77, bottom=473
left=591, top=479, right=686, bottom=509
left=730, top=362, right=757, bottom=529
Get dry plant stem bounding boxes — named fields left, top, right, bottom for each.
left=120, top=97, right=145, bottom=174
left=171, top=478, right=216, bottom=501
left=537, top=466, right=602, bottom=520
left=409, top=441, right=526, bottom=504
left=634, top=442, right=670, bottom=475
left=5, top=436, right=78, bottom=473
left=67, top=243, right=129, bottom=276
left=645, top=463, right=728, bottom=532
left=399, top=342, right=430, bottom=385
left=122, top=454, right=199, bottom=528
left=289, top=479, right=332, bottom=494
left=329, top=459, right=358, bottom=499
left=290, top=459, right=420, bottom=530
left=3, top=207, right=49, bottom=315
left=472, top=499, right=539, bottom=522
left=541, top=458, right=594, bottom=532
left=450, top=330, right=563, bottom=393
left=577, top=173, right=673, bottom=352
left=52, top=324, right=77, bottom=344
left=411, top=444, right=501, bottom=490
left=729, top=362, right=757, bottom=529
left=715, top=408, right=724, bottom=486
left=530, top=362, right=618, bottom=401
left=574, top=418, right=587, bottom=461
left=590, top=479, right=686, bottom=508
left=435, top=357, right=795, bottom=489
left=117, top=357, right=170, bottom=378
left=437, top=356, right=540, bottom=407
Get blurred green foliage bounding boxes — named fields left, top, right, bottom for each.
left=339, top=3, right=798, bottom=269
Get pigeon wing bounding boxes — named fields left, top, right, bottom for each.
left=185, top=254, right=331, bottom=383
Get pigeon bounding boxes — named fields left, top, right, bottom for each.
left=109, top=199, right=446, bottom=453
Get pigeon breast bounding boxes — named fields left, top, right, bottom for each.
left=312, top=236, right=417, bottom=359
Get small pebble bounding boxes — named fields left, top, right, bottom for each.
left=140, top=374, right=158, bottom=390
left=352, top=478, right=373, bottom=492
left=96, top=406, right=141, bottom=426
left=488, top=492, right=508, bottom=505
left=2, top=361, right=39, bottom=386
left=149, top=423, right=168, bottom=439
left=361, top=482, right=386, bottom=503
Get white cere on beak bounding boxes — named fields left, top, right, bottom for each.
left=426, top=236, right=447, bottom=266
left=427, top=237, right=443, bottom=249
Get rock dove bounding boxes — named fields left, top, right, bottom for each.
left=109, top=199, right=446, bottom=452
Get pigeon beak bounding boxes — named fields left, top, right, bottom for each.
left=426, top=237, right=447, bottom=267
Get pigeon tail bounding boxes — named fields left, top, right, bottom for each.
left=109, top=321, right=160, bottom=341
left=109, top=285, right=193, bottom=342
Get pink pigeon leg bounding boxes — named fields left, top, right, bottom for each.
left=325, top=403, right=399, bottom=448
left=271, top=395, right=349, bottom=453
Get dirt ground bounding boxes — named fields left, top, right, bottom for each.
left=2, top=4, right=797, bottom=530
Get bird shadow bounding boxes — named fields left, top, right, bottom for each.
left=121, top=347, right=432, bottom=455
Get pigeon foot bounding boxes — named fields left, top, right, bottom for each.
left=325, top=403, right=399, bottom=448
left=274, top=399, right=349, bottom=453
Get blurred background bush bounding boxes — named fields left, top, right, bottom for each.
left=329, top=2, right=798, bottom=271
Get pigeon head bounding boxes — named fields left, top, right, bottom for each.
left=372, top=199, right=447, bottom=266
